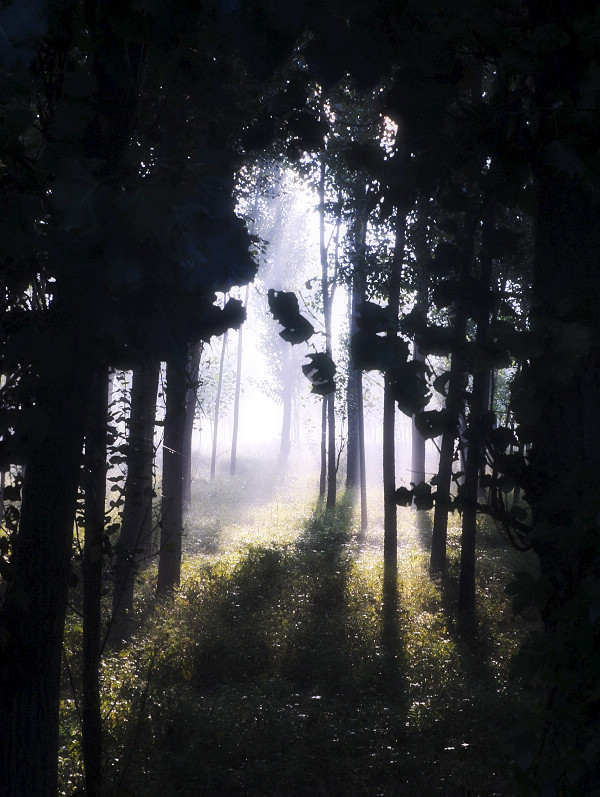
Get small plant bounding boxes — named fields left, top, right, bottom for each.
left=59, top=477, right=539, bottom=796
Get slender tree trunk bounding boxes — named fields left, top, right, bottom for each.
left=318, top=160, right=337, bottom=508
left=347, top=192, right=369, bottom=529
left=384, top=208, right=408, bottom=568
left=0, top=469, right=4, bottom=521
left=357, top=368, right=368, bottom=534
left=183, top=345, right=202, bottom=509
left=411, top=335, right=427, bottom=489
left=82, top=367, right=109, bottom=797
left=430, top=316, right=467, bottom=573
left=410, top=207, right=429, bottom=492
left=459, top=198, right=495, bottom=618
left=111, top=361, right=159, bottom=640
left=410, top=390, right=426, bottom=486
left=326, top=391, right=336, bottom=507
left=319, top=398, right=327, bottom=498
left=156, top=357, right=188, bottom=596
left=210, top=331, right=228, bottom=479
left=230, top=285, right=249, bottom=475
left=0, top=336, right=93, bottom=797
left=346, top=290, right=360, bottom=489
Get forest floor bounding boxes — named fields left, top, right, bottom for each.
left=60, top=453, right=541, bottom=796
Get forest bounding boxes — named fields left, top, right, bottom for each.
left=1, top=0, right=600, bottom=795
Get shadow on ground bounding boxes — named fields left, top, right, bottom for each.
left=113, top=490, right=411, bottom=796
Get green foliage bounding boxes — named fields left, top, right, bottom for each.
left=59, top=480, right=539, bottom=796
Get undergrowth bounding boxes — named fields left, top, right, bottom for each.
left=59, top=468, right=540, bottom=796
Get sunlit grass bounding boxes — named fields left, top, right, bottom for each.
left=59, top=464, right=540, bottom=796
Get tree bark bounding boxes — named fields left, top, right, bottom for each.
left=82, top=367, right=110, bottom=797
left=210, top=331, right=228, bottom=479
left=156, top=358, right=188, bottom=596
left=183, top=346, right=202, bottom=508
left=527, top=174, right=600, bottom=604
left=430, top=315, right=467, bottom=573
left=318, top=160, right=337, bottom=508
left=0, top=338, right=93, bottom=797
left=230, top=285, right=249, bottom=476
left=346, top=283, right=360, bottom=489
left=459, top=198, right=495, bottom=618
left=326, top=391, right=336, bottom=508
left=384, top=208, right=408, bottom=568
left=410, top=207, right=429, bottom=492
left=111, top=361, right=159, bottom=640
left=319, top=398, right=327, bottom=498
left=357, top=368, right=368, bottom=535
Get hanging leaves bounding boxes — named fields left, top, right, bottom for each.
left=355, top=301, right=396, bottom=334
left=412, top=481, right=434, bottom=511
left=267, top=289, right=315, bottom=344
left=350, top=330, right=409, bottom=372
left=301, top=352, right=336, bottom=395
left=389, top=360, right=431, bottom=416
left=394, top=486, right=413, bottom=506
left=414, top=409, right=453, bottom=439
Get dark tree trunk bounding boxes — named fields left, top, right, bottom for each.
left=319, top=398, right=327, bottom=498
left=326, top=391, right=336, bottom=508
left=318, top=160, right=337, bottom=508
left=430, top=314, right=467, bottom=573
left=230, top=285, right=249, bottom=476
left=156, top=358, right=188, bottom=596
left=384, top=208, right=408, bottom=568
left=183, top=346, right=201, bottom=509
left=411, top=335, right=427, bottom=489
left=459, top=198, right=495, bottom=618
left=357, top=368, right=368, bottom=535
left=210, top=331, right=228, bottom=479
left=111, top=361, right=159, bottom=640
left=410, top=209, right=429, bottom=492
left=82, top=367, right=110, bottom=797
left=346, top=293, right=360, bottom=489
left=528, top=175, right=600, bottom=601
left=346, top=194, right=369, bottom=530
left=0, top=339, right=93, bottom=797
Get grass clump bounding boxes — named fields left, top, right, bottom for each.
left=59, top=473, right=540, bottom=795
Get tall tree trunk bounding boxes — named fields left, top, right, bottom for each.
left=459, top=198, right=495, bottom=618
left=528, top=174, right=600, bottom=600
left=384, top=208, right=408, bottom=568
left=111, top=361, right=159, bottom=641
left=430, top=313, right=467, bottom=573
left=183, top=345, right=202, bottom=509
left=410, top=205, right=429, bottom=492
left=318, top=160, right=337, bottom=508
left=410, top=351, right=426, bottom=487
left=346, top=284, right=360, bottom=489
left=82, top=367, right=109, bottom=797
left=210, top=331, right=228, bottom=479
left=357, top=368, right=368, bottom=535
left=347, top=192, right=369, bottom=531
left=319, top=398, right=327, bottom=498
left=156, top=357, right=188, bottom=596
left=0, top=337, right=93, bottom=797
left=326, top=391, right=336, bottom=508
left=230, top=285, right=249, bottom=476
